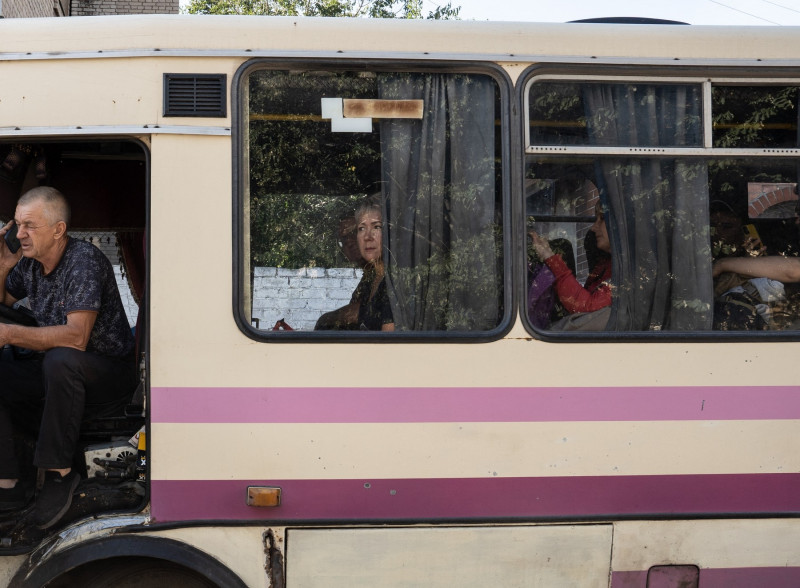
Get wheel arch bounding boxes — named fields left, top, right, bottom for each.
left=10, top=535, right=248, bottom=588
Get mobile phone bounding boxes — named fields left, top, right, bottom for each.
left=743, top=223, right=760, bottom=242
left=4, top=222, right=20, bottom=253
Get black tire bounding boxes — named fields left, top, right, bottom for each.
left=46, top=557, right=220, bottom=588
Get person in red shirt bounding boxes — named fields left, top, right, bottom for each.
left=529, top=204, right=612, bottom=315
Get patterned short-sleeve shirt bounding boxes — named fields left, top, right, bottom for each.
left=5, top=237, right=134, bottom=358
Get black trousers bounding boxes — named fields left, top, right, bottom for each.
left=0, top=346, right=136, bottom=478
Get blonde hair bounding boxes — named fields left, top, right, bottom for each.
left=355, top=194, right=382, bottom=224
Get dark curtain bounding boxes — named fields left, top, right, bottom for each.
left=378, top=73, right=499, bottom=331
left=584, top=84, right=713, bottom=331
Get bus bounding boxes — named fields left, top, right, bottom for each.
left=0, top=13, right=798, bottom=587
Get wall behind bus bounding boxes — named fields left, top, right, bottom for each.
left=252, top=266, right=362, bottom=331
left=70, top=0, right=178, bottom=15
left=1, top=0, right=68, bottom=17
left=0, top=0, right=177, bottom=17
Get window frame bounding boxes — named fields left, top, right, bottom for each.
left=232, top=59, right=514, bottom=343
left=519, top=64, right=800, bottom=342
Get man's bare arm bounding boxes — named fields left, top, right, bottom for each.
left=713, top=256, right=800, bottom=283
left=0, top=310, right=97, bottom=351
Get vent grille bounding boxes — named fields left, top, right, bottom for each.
left=163, top=74, right=227, bottom=118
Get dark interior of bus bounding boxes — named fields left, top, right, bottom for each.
left=0, top=139, right=147, bottom=549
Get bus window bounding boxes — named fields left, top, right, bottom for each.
left=528, top=81, right=703, bottom=148
left=712, top=85, right=799, bottom=149
left=239, top=67, right=506, bottom=336
left=525, top=78, right=800, bottom=334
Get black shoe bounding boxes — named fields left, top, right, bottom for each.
left=33, top=471, right=79, bottom=529
left=0, top=484, right=26, bottom=511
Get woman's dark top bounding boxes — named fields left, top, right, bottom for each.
left=353, top=267, right=393, bottom=330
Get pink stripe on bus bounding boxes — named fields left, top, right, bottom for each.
left=612, top=568, right=800, bottom=588
left=150, top=472, right=800, bottom=523
left=151, top=386, right=800, bottom=424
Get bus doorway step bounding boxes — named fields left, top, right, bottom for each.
left=0, top=479, right=144, bottom=550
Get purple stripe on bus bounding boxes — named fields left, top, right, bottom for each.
left=150, top=386, right=800, bottom=424
left=612, top=568, right=800, bottom=588
left=700, top=568, right=800, bottom=587
left=150, top=473, right=800, bottom=523
left=610, top=571, right=648, bottom=588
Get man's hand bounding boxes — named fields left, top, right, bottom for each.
left=0, top=221, right=22, bottom=307
left=743, top=235, right=767, bottom=258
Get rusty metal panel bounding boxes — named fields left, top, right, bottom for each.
left=343, top=99, right=424, bottom=119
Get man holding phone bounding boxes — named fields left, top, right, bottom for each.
left=0, top=186, right=135, bottom=529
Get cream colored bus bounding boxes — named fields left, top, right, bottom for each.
left=0, top=13, right=798, bottom=588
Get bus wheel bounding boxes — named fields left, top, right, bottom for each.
left=47, top=557, right=220, bottom=588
